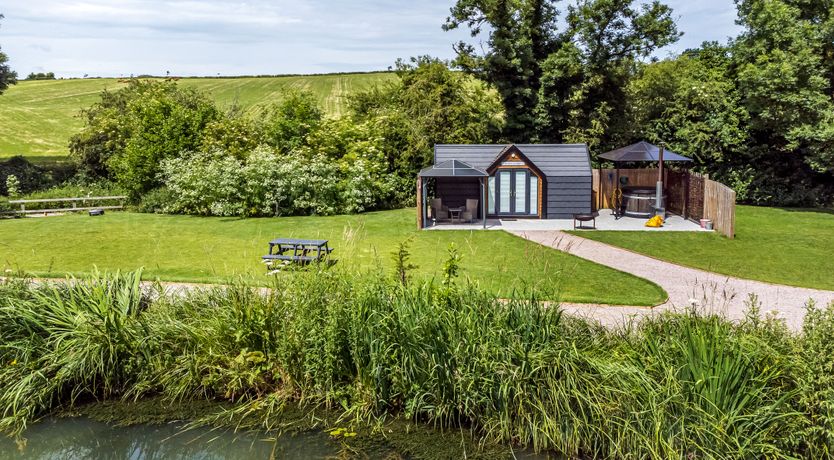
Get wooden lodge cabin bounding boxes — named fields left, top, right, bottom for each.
left=417, top=144, right=593, bottom=228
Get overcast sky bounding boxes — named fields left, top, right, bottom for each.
left=0, top=1, right=741, bottom=78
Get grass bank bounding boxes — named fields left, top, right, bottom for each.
left=1, top=270, right=833, bottom=458
left=0, top=74, right=395, bottom=160
left=570, top=205, right=834, bottom=291
left=0, top=209, right=665, bottom=306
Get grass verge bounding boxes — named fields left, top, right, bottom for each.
left=569, top=205, right=834, bottom=291
left=0, top=209, right=665, bottom=305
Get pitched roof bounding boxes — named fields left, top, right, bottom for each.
left=599, top=141, right=693, bottom=163
left=434, top=144, right=591, bottom=177
left=418, top=160, right=488, bottom=178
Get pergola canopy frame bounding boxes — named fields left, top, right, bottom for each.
left=599, top=141, right=693, bottom=217
left=418, top=160, right=488, bottom=229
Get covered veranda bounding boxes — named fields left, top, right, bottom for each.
left=417, top=160, right=488, bottom=229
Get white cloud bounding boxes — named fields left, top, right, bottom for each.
left=0, top=0, right=742, bottom=78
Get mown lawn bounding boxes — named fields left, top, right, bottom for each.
left=571, top=205, right=834, bottom=291
left=0, top=74, right=395, bottom=160
left=0, top=209, right=665, bottom=306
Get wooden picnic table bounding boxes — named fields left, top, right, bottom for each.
left=262, top=238, right=334, bottom=267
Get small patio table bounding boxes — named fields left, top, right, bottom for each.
left=448, top=206, right=465, bottom=224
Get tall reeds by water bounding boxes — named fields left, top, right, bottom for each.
left=1, top=266, right=833, bottom=458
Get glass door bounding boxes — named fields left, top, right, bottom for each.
left=514, top=170, right=527, bottom=214
left=494, top=170, right=537, bottom=216
left=497, top=170, right=512, bottom=214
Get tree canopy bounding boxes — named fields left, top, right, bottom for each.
left=444, top=0, right=834, bottom=206
left=69, top=80, right=221, bottom=198
left=0, top=14, right=18, bottom=95
left=42, top=0, right=834, bottom=208
left=349, top=57, right=503, bottom=179
left=444, top=0, right=679, bottom=145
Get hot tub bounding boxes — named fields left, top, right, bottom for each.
left=621, top=187, right=664, bottom=218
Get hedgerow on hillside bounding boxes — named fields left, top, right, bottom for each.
left=66, top=59, right=503, bottom=215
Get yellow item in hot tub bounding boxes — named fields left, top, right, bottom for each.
left=645, top=215, right=664, bottom=227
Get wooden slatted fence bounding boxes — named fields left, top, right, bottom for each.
left=704, top=179, right=736, bottom=238
left=594, top=168, right=662, bottom=210
left=592, top=168, right=735, bottom=238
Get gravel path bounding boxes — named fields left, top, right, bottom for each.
left=512, top=230, right=834, bottom=331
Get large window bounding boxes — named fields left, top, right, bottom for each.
left=488, top=176, right=495, bottom=215
left=530, top=176, right=538, bottom=215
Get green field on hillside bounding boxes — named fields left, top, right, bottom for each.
left=0, top=73, right=395, bottom=161
left=0, top=209, right=666, bottom=306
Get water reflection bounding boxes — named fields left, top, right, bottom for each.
left=0, top=417, right=337, bottom=460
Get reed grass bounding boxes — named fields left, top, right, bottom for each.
left=1, top=266, right=832, bottom=458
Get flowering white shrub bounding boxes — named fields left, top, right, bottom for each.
left=160, top=150, right=245, bottom=216
left=160, top=140, right=393, bottom=217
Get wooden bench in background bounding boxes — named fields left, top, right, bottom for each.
left=5, top=196, right=127, bottom=216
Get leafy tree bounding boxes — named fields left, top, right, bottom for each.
left=69, top=87, right=135, bottom=177
left=538, top=0, right=679, bottom=149
left=0, top=14, right=18, bottom=95
left=350, top=57, right=503, bottom=180
left=444, top=0, right=678, bottom=146
left=69, top=80, right=220, bottom=199
left=444, top=0, right=558, bottom=141
left=733, top=0, right=834, bottom=203
left=25, top=72, right=55, bottom=80
left=200, top=106, right=264, bottom=159
left=627, top=44, right=748, bottom=170
left=260, top=89, right=323, bottom=153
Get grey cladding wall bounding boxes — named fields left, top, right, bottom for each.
left=434, top=144, right=592, bottom=218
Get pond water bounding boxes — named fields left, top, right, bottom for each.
left=0, top=417, right=338, bottom=459
left=0, top=417, right=563, bottom=459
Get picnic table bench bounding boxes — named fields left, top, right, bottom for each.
left=262, top=238, right=335, bottom=270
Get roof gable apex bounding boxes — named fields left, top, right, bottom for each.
left=485, top=145, right=546, bottom=178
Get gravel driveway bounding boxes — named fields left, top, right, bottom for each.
left=512, top=230, right=834, bottom=332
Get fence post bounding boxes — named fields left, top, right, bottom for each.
left=683, top=171, right=689, bottom=219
